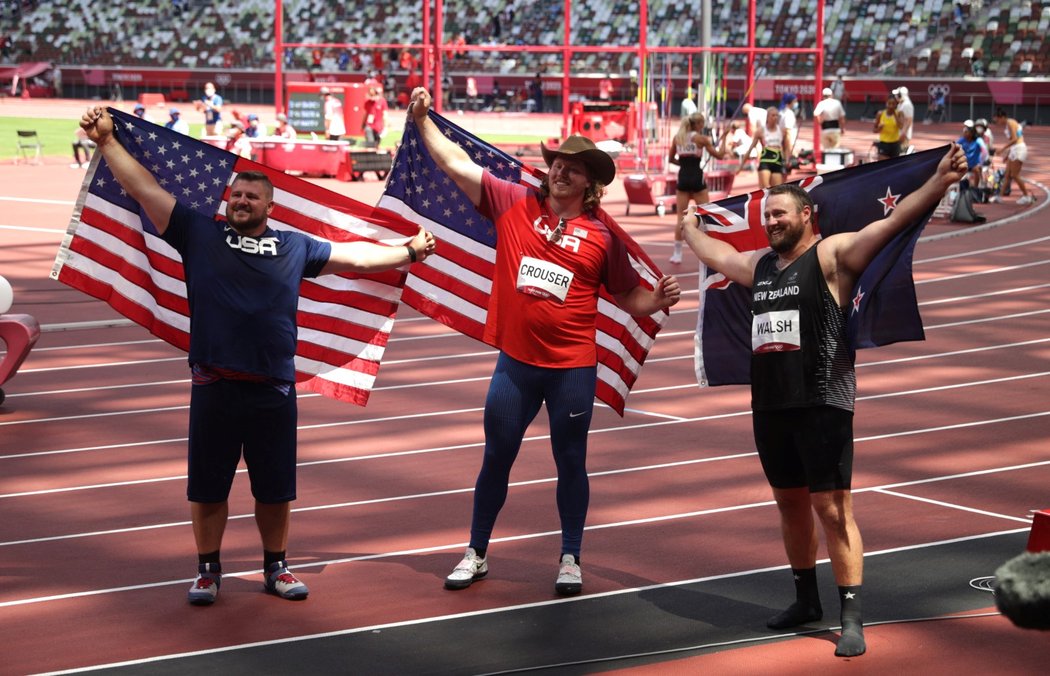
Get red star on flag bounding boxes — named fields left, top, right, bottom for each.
left=851, top=287, right=866, bottom=314
left=877, top=186, right=900, bottom=215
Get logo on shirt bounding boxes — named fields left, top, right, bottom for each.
left=225, top=227, right=279, bottom=256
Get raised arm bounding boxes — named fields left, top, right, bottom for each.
left=319, top=225, right=436, bottom=276
left=703, top=132, right=730, bottom=160
left=408, top=87, right=484, bottom=206
left=81, top=107, right=176, bottom=234
left=821, top=144, right=967, bottom=295
left=681, top=208, right=763, bottom=287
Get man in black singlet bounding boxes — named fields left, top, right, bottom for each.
left=682, top=145, right=967, bottom=657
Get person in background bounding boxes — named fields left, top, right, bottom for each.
left=778, top=92, right=800, bottom=155
left=195, top=82, right=223, bottom=136
left=165, top=108, right=190, bottom=135
left=813, top=87, right=846, bottom=149
left=990, top=107, right=1035, bottom=206
left=363, top=87, right=388, bottom=148
left=273, top=113, right=297, bottom=140
left=957, top=120, right=988, bottom=188
left=667, top=112, right=729, bottom=264
left=132, top=102, right=152, bottom=124
left=737, top=106, right=792, bottom=189
left=71, top=126, right=96, bottom=169
left=680, top=86, right=698, bottom=118
left=893, top=87, right=914, bottom=151
left=873, top=95, right=904, bottom=161
left=225, top=120, right=253, bottom=159
left=321, top=87, right=346, bottom=141
left=245, top=113, right=266, bottom=139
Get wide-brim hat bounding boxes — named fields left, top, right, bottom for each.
left=540, top=135, right=616, bottom=186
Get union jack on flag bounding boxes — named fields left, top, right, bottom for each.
left=51, top=107, right=420, bottom=406
left=379, top=111, right=669, bottom=415
left=695, top=146, right=948, bottom=386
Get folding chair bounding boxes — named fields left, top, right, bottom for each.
left=16, top=130, right=43, bottom=165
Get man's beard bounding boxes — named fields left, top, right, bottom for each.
left=226, top=209, right=266, bottom=234
left=768, top=224, right=803, bottom=254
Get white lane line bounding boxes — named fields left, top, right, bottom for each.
left=873, top=488, right=1032, bottom=524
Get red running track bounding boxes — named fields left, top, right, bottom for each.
left=0, top=120, right=1048, bottom=673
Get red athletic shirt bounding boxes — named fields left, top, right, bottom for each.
left=478, top=171, right=641, bottom=368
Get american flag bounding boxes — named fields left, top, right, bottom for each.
left=694, top=146, right=947, bottom=386
left=50, top=107, right=420, bottom=406
left=378, top=111, right=669, bottom=415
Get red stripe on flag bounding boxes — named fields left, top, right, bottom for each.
left=56, top=266, right=191, bottom=350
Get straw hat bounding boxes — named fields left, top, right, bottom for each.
left=540, top=135, right=616, bottom=186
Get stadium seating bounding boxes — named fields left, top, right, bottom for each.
left=0, top=0, right=1045, bottom=80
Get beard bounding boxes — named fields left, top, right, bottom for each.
left=767, top=222, right=805, bottom=254
left=226, top=207, right=267, bottom=234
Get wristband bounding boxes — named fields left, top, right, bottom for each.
left=406, top=245, right=418, bottom=263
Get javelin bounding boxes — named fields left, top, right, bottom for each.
left=702, top=66, right=767, bottom=170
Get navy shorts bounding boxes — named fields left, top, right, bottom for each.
left=752, top=406, right=854, bottom=492
left=187, top=378, right=298, bottom=503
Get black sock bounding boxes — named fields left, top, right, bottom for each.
left=767, top=567, right=823, bottom=629
left=264, top=549, right=286, bottom=570
left=198, top=550, right=221, bottom=571
left=835, top=585, right=866, bottom=657
left=472, top=547, right=487, bottom=560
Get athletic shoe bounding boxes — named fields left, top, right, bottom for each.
left=444, top=547, right=488, bottom=590
left=264, top=560, right=309, bottom=600
left=555, top=554, right=582, bottom=596
left=989, top=194, right=1001, bottom=203
left=187, top=562, right=221, bottom=605
left=1017, top=195, right=1035, bottom=206
left=669, top=251, right=682, bottom=264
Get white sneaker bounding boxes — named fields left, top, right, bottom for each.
left=554, top=554, right=582, bottom=596
left=989, top=194, right=1001, bottom=203
left=1017, top=195, right=1035, bottom=206
left=669, top=251, right=682, bottom=264
left=445, top=547, right=487, bottom=590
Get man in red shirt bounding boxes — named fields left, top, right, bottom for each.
left=362, top=87, right=387, bottom=148
left=408, top=87, right=680, bottom=596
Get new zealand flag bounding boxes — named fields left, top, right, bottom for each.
left=695, top=146, right=947, bottom=386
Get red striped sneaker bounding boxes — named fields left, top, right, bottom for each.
left=187, top=562, right=221, bottom=605
left=264, top=561, right=309, bottom=600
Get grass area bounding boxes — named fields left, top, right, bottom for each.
left=0, top=115, right=547, bottom=162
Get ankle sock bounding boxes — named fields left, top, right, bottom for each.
left=834, top=585, right=866, bottom=657
left=767, top=567, right=823, bottom=629
left=264, top=549, right=286, bottom=570
left=472, top=547, right=487, bottom=560
left=198, top=550, right=221, bottom=570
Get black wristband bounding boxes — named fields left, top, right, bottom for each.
left=406, top=245, right=418, bottom=263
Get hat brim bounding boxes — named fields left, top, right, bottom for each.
left=540, top=142, right=616, bottom=186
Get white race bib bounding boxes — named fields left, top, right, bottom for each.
left=752, top=310, right=801, bottom=353
left=516, top=256, right=574, bottom=304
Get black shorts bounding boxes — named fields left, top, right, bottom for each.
left=877, top=141, right=901, bottom=158
left=676, top=172, right=708, bottom=193
left=752, top=406, right=854, bottom=492
left=758, top=147, right=785, bottom=174
left=187, top=378, right=298, bottom=503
